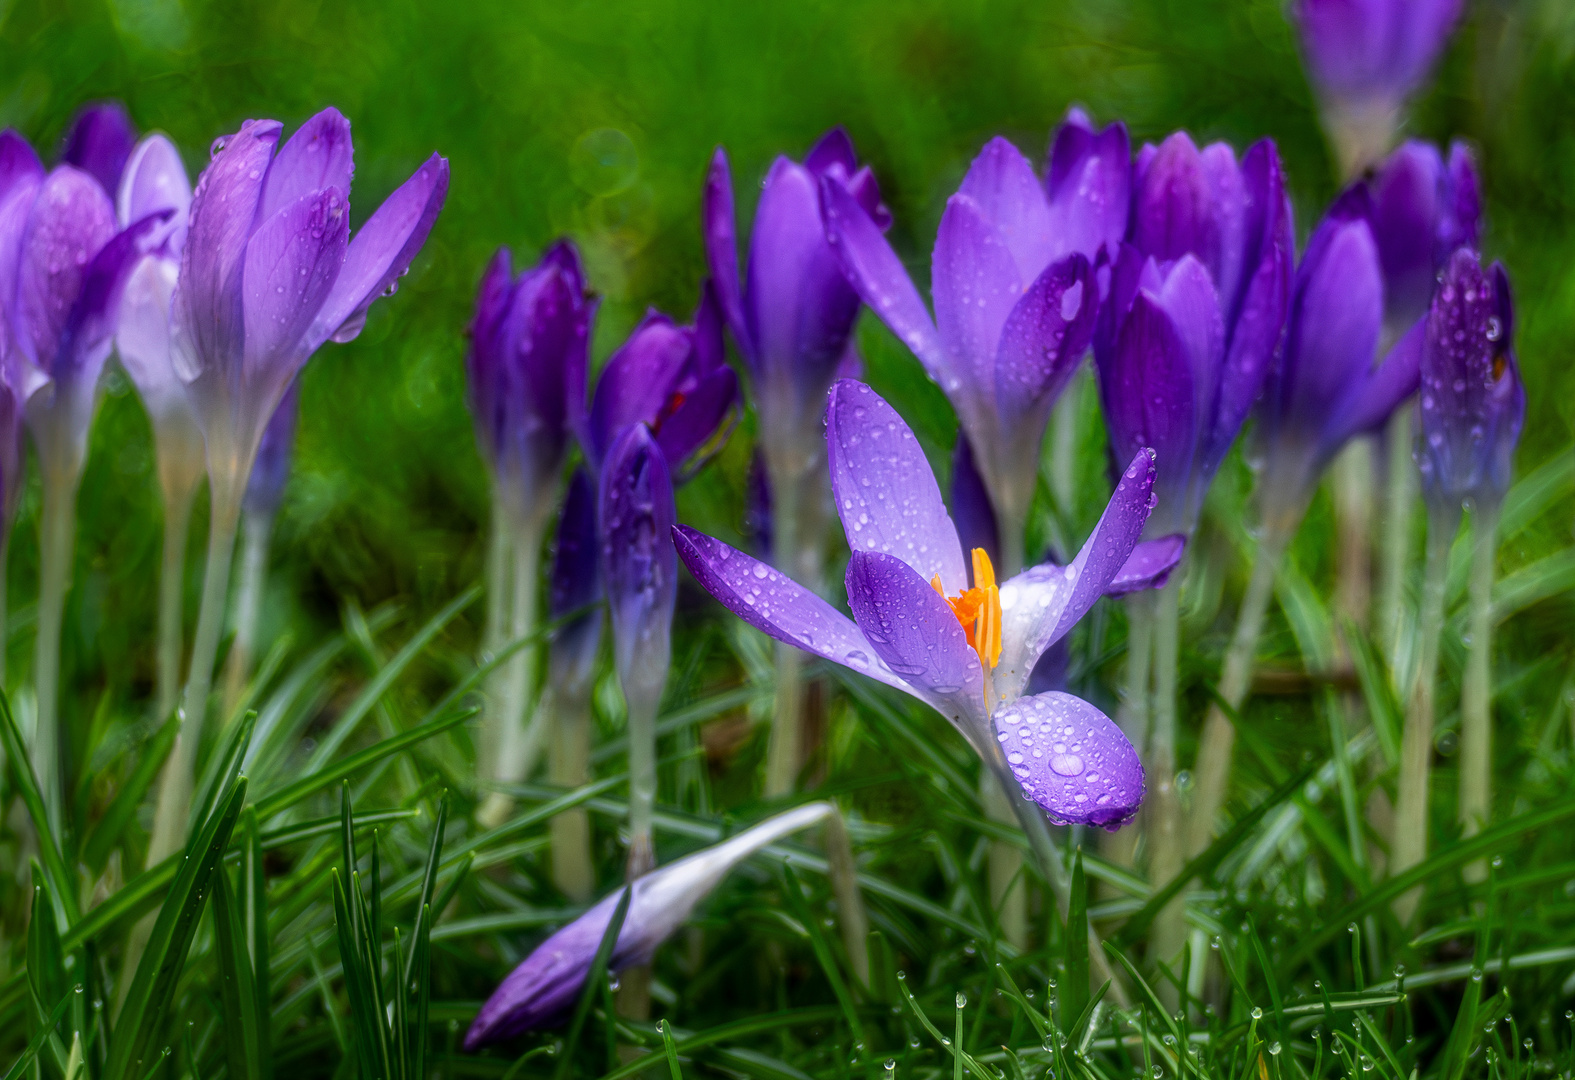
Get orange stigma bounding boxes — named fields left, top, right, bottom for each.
left=931, top=548, right=1002, bottom=670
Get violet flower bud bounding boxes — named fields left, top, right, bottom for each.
left=580, top=283, right=739, bottom=483
left=547, top=467, right=602, bottom=693
left=467, top=241, right=592, bottom=527
left=1417, top=250, right=1523, bottom=511
left=1096, top=133, right=1294, bottom=536
left=243, top=378, right=299, bottom=519
left=171, top=109, right=448, bottom=496
left=676, top=381, right=1161, bottom=829
left=822, top=109, right=1127, bottom=547
left=60, top=101, right=137, bottom=198
left=704, top=128, right=886, bottom=459
left=464, top=802, right=837, bottom=1045
left=599, top=423, right=677, bottom=719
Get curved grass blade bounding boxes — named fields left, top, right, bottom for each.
left=0, top=693, right=79, bottom=923
left=3, top=987, right=76, bottom=1080
left=82, top=713, right=178, bottom=874
left=781, top=864, right=864, bottom=1048
left=1063, top=848, right=1089, bottom=1034
left=212, top=866, right=265, bottom=1080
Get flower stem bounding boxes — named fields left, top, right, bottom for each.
left=823, top=808, right=870, bottom=986
left=1185, top=526, right=1289, bottom=857
left=220, top=508, right=273, bottom=721
left=155, top=478, right=198, bottom=724
left=34, top=466, right=79, bottom=834
left=1376, top=410, right=1417, bottom=676
left=985, top=502, right=1029, bottom=946
left=1459, top=500, right=1499, bottom=882
left=1331, top=439, right=1374, bottom=628
left=625, top=686, right=659, bottom=882
left=763, top=456, right=827, bottom=797
left=1392, top=503, right=1458, bottom=923
left=1147, top=573, right=1187, bottom=972
left=478, top=515, right=545, bottom=828
left=549, top=681, right=595, bottom=902
left=1103, top=593, right=1154, bottom=871
left=148, top=476, right=242, bottom=866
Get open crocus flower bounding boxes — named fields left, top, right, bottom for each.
left=822, top=110, right=1128, bottom=571
left=1292, top=0, right=1463, bottom=174
left=1417, top=249, right=1524, bottom=513
left=466, top=802, right=836, bottom=1045
left=675, top=380, right=1154, bottom=830
left=1097, top=132, right=1294, bottom=538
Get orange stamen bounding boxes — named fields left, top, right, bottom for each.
left=931, top=548, right=1003, bottom=670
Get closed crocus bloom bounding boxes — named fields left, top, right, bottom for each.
left=466, top=802, right=836, bottom=1045
left=1417, top=251, right=1524, bottom=511
left=60, top=101, right=137, bottom=197
left=677, top=381, right=1158, bottom=831
left=823, top=109, right=1129, bottom=573
left=1293, top=0, right=1463, bottom=175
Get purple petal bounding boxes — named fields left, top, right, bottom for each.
left=702, top=147, right=750, bottom=358
left=243, top=377, right=299, bottom=517
left=1132, top=132, right=1218, bottom=275
left=950, top=434, right=1000, bottom=567
left=1294, top=0, right=1462, bottom=106
left=1369, top=141, right=1445, bottom=326
left=932, top=194, right=1023, bottom=393
left=549, top=467, right=603, bottom=688
left=599, top=425, right=677, bottom=709
left=176, top=119, right=283, bottom=377
left=1443, top=141, right=1481, bottom=255
left=257, top=107, right=353, bottom=225
left=994, top=691, right=1144, bottom=829
left=12, top=166, right=118, bottom=376
left=0, top=130, right=43, bottom=201
left=60, top=102, right=137, bottom=197
left=673, top=524, right=913, bottom=699
left=116, top=253, right=187, bottom=421
left=993, top=253, right=1095, bottom=441
left=587, top=314, right=690, bottom=469
left=820, top=176, right=953, bottom=388
left=654, top=363, right=739, bottom=480
left=310, top=152, right=449, bottom=349
left=1199, top=142, right=1247, bottom=309
left=804, top=127, right=857, bottom=176
left=1045, top=109, right=1130, bottom=265
left=956, top=137, right=1055, bottom=281
left=844, top=550, right=985, bottom=717
left=240, top=187, right=349, bottom=403
left=117, top=135, right=192, bottom=248
left=1104, top=535, right=1186, bottom=595
left=826, top=379, right=966, bottom=592
left=1322, top=313, right=1422, bottom=452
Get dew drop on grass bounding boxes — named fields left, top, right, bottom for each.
left=1251, top=1007, right=1263, bottom=1020
left=956, top=993, right=967, bottom=1009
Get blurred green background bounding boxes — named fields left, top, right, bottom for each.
left=1, top=0, right=1572, bottom=729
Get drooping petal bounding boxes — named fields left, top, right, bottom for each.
left=932, top=194, right=1022, bottom=397
left=825, top=379, right=966, bottom=592
left=844, top=550, right=987, bottom=741
left=257, top=107, right=354, bottom=224
left=701, top=147, right=750, bottom=357
left=310, top=152, right=449, bottom=348
left=820, top=176, right=953, bottom=388
left=993, top=692, right=1144, bottom=829
left=1105, top=534, right=1187, bottom=595
left=464, top=802, right=836, bottom=1045
left=673, top=524, right=913, bottom=699
left=600, top=425, right=677, bottom=713
left=955, top=137, right=1055, bottom=281
left=60, top=101, right=137, bottom=197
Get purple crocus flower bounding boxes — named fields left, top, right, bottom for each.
left=548, top=467, right=603, bottom=691
left=578, top=285, right=738, bottom=483
left=467, top=241, right=593, bottom=530
left=466, top=801, right=836, bottom=1045
left=60, top=102, right=138, bottom=198
left=676, top=380, right=1153, bottom=830
left=171, top=108, right=449, bottom=503
left=822, top=110, right=1129, bottom=570
left=1293, top=0, right=1463, bottom=172
left=1096, top=133, right=1295, bottom=537
left=244, top=377, right=299, bottom=519
left=704, top=128, right=885, bottom=477
left=1256, top=209, right=1426, bottom=530
left=1416, top=250, right=1524, bottom=511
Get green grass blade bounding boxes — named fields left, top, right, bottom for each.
left=1063, top=848, right=1089, bottom=1034
left=104, top=777, right=249, bottom=1080
left=781, top=864, right=865, bottom=1048
left=81, top=713, right=178, bottom=874
left=191, top=710, right=258, bottom=845
left=331, top=869, right=384, bottom=1078
left=3, top=987, right=76, bottom=1080
left=243, top=806, right=272, bottom=1080
left=555, top=885, right=632, bottom=1080
left=0, top=693, right=79, bottom=924
left=212, top=866, right=265, bottom=1080
left=659, top=1020, right=683, bottom=1080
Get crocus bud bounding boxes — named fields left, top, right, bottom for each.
left=467, top=241, right=592, bottom=527
left=172, top=109, right=448, bottom=496
left=547, top=467, right=602, bottom=693
left=60, top=101, right=137, bottom=197
left=704, top=128, right=886, bottom=457
left=1293, top=0, right=1463, bottom=172
left=243, top=378, right=299, bottom=519
left=464, top=802, right=837, bottom=1045
left=1417, top=250, right=1523, bottom=511
left=599, top=424, right=677, bottom=719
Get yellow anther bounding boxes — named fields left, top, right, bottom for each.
left=931, top=548, right=1002, bottom=670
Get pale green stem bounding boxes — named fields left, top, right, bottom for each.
left=34, top=465, right=79, bottom=835
left=1460, top=501, right=1499, bottom=882
left=1185, top=525, right=1292, bottom=857
left=986, top=502, right=1028, bottom=947
left=156, top=478, right=199, bottom=724
left=1331, top=439, right=1374, bottom=628
left=1392, top=504, right=1457, bottom=924
left=763, top=455, right=826, bottom=797
left=1103, top=593, right=1154, bottom=871
left=220, top=508, right=273, bottom=721
left=479, top=496, right=513, bottom=761
left=478, top=515, right=545, bottom=828
left=823, top=809, right=870, bottom=987
left=148, top=475, right=242, bottom=866
left=625, top=686, right=659, bottom=882
left=1377, top=410, right=1417, bottom=676
left=1147, top=574, right=1187, bottom=975
left=0, top=530, right=10, bottom=687
left=549, top=681, right=595, bottom=902
left=1048, top=375, right=1083, bottom=529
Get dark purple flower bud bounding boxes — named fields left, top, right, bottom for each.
left=465, top=803, right=836, bottom=1045
left=60, top=101, right=137, bottom=197
left=1098, top=134, right=1294, bottom=536
left=705, top=129, right=885, bottom=451
left=243, top=378, right=299, bottom=518
left=1332, top=140, right=1481, bottom=332
left=582, top=285, right=739, bottom=483
left=0, top=130, right=43, bottom=200
left=172, top=109, right=448, bottom=492
left=1417, top=251, right=1523, bottom=509
left=467, top=241, right=592, bottom=525
left=548, top=467, right=603, bottom=690
left=1293, top=0, right=1463, bottom=129
left=1257, top=212, right=1423, bottom=523
left=822, top=111, right=1122, bottom=544
left=744, top=448, right=773, bottom=560
left=599, top=424, right=677, bottom=717
left=950, top=433, right=1000, bottom=568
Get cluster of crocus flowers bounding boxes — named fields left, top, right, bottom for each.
left=705, top=127, right=887, bottom=797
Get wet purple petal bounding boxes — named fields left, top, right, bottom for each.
left=955, top=136, right=1054, bottom=281
left=932, top=194, right=1021, bottom=398
left=600, top=425, right=678, bottom=711
left=1133, top=132, right=1219, bottom=276
left=701, top=147, right=749, bottom=355
left=994, top=691, right=1144, bottom=829
left=240, top=187, right=349, bottom=393
left=992, top=253, right=1094, bottom=442
left=1045, top=108, right=1130, bottom=265
left=1105, top=534, right=1187, bottom=595
left=257, top=107, right=353, bottom=224
left=117, top=135, right=192, bottom=253
left=0, top=130, right=43, bottom=201
left=12, top=166, right=118, bottom=375
left=549, top=467, right=603, bottom=690
left=586, top=313, right=690, bottom=468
